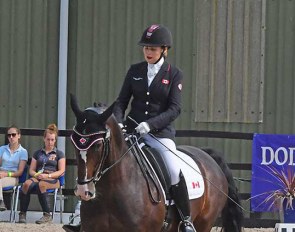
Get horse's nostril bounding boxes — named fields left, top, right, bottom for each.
left=85, top=191, right=94, bottom=197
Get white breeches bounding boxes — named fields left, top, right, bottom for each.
left=142, top=134, right=181, bottom=185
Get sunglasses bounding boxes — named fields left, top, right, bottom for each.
left=7, top=133, right=17, bottom=138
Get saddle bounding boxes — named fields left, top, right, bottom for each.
left=141, top=145, right=172, bottom=199
left=126, top=136, right=172, bottom=200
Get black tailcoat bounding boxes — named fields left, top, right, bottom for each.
left=113, top=61, right=183, bottom=140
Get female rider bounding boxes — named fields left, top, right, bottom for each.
left=113, top=24, right=195, bottom=232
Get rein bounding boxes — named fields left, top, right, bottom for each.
left=77, top=140, right=109, bottom=185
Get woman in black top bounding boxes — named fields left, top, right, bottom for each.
left=113, top=24, right=195, bottom=232
left=19, top=124, right=66, bottom=224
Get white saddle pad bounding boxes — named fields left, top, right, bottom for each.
left=138, top=142, right=204, bottom=204
left=175, top=150, right=205, bottom=200
left=163, top=150, right=204, bottom=205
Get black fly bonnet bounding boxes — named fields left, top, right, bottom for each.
left=71, top=105, right=109, bottom=151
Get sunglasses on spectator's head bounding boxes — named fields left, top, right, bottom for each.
left=7, top=133, right=17, bottom=138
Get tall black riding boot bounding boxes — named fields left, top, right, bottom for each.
left=37, top=192, right=51, bottom=213
left=171, top=171, right=196, bottom=232
left=20, top=191, right=31, bottom=212
left=36, top=192, right=52, bottom=224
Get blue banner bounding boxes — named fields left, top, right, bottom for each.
left=251, top=133, right=295, bottom=212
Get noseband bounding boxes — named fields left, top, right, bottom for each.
left=71, top=126, right=110, bottom=185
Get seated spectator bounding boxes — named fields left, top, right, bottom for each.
left=0, top=125, right=28, bottom=211
left=19, top=123, right=65, bottom=224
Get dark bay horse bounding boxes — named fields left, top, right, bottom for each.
left=67, top=94, right=243, bottom=232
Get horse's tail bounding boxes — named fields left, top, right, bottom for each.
left=201, top=148, right=244, bottom=232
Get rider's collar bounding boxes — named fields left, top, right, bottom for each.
left=148, top=57, right=164, bottom=71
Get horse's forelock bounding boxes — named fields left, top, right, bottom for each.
left=93, top=102, right=107, bottom=108
left=85, top=106, right=107, bottom=115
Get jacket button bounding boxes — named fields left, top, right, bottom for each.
left=146, top=92, right=150, bottom=95
left=146, top=101, right=149, bottom=105
left=145, top=111, right=148, bottom=115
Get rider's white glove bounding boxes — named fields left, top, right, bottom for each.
left=135, top=122, right=150, bottom=135
left=118, top=123, right=124, bottom=128
left=118, top=123, right=126, bottom=133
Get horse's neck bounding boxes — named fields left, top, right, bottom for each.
left=105, top=117, right=148, bottom=184
left=105, top=137, right=143, bottom=183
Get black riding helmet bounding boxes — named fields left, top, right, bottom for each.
left=138, top=24, right=173, bottom=48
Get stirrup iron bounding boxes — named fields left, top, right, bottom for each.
left=177, top=219, right=197, bottom=232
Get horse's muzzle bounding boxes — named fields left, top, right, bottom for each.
left=75, top=184, right=96, bottom=201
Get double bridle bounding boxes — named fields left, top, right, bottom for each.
left=71, top=124, right=162, bottom=203
left=71, top=125, right=134, bottom=185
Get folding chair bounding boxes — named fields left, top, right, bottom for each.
left=49, top=174, right=65, bottom=223
left=3, top=165, right=28, bottom=222
left=13, top=174, right=65, bottom=223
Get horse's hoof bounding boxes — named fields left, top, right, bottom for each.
left=62, top=224, right=81, bottom=232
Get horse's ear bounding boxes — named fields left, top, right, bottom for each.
left=70, top=93, right=83, bottom=118
left=99, top=101, right=116, bottom=123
